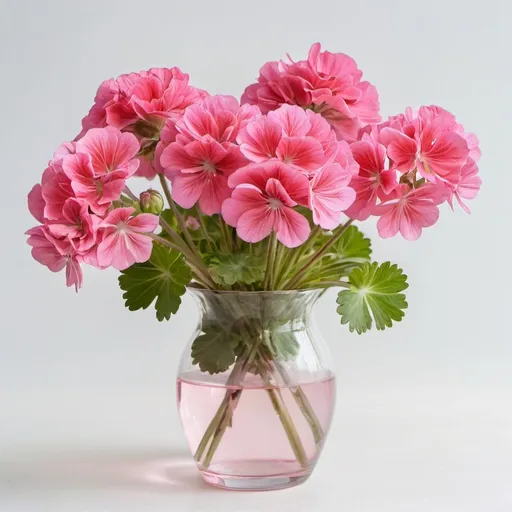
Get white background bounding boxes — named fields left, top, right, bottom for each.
left=1, top=0, right=511, bottom=510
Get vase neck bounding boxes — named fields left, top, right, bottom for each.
left=189, top=289, right=322, bottom=326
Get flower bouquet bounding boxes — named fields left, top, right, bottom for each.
left=26, top=43, right=481, bottom=490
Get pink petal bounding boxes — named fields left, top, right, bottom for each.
left=265, top=178, right=296, bottom=207
left=421, top=129, right=469, bottom=181
left=76, top=127, right=140, bottom=175
left=237, top=206, right=275, bottom=243
left=379, top=128, right=417, bottom=173
left=66, top=257, right=83, bottom=292
left=221, top=185, right=265, bottom=227
left=268, top=104, right=311, bottom=136
left=128, top=213, right=159, bottom=233
left=273, top=207, right=311, bottom=248
left=28, top=184, right=45, bottom=223
left=276, top=136, right=325, bottom=171
left=376, top=204, right=401, bottom=239
left=100, top=207, right=134, bottom=228
left=197, top=175, right=232, bottom=215
left=237, top=117, right=282, bottom=162
left=170, top=172, right=207, bottom=210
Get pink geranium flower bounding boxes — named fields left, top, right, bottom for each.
left=161, top=138, right=248, bottom=215
left=223, top=161, right=310, bottom=247
left=380, top=106, right=470, bottom=184
left=76, top=127, right=140, bottom=177
left=40, top=161, right=75, bottom=221
left=241, top=43, right=381, bottom=142
left=345, top=134, right=397, bottom=220
left=237, top=105, right=334, bottom=172
left=448, top=158, right=482, bottom=213
left=81, top=68, right=205, bottom=132
left=62, top=152, right=127, bottom=215
left=176, top=95, right=260, bottom=144
left=97, top=207, right=159, bottom=270
left=46, top=198, right=100, bottom=254
left=309, top=163, right=356, bottom=229
left=25, top=226, right=83, bottom=291
left=374, top=184, right=447, bottom=240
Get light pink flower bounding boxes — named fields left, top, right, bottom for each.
left=97, top=207, right=159, bottom=270
left=345, top=135, right=397, bottom=220
left=448, top=158, right=482, bottom=213
left=241, top=43, right=381, bottom=142
left=374, top=184, right=447, bottom=240
left=223, top=161, right=310, bottom=247
left=25, top=226, right=83, bottom=291
left=62, top=152, right=127, bottom=215
left=161, top=138, right=248, bottom=215
left=309, top=162, right=356, bottom=229
left=76, top=127, right=140, bottom=177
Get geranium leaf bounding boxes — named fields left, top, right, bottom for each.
left=118, top=243, right=192, bottom=321
left=210, top=253, right=265, bottom=286
left=191, top=327, right=241, bottom=374
left=331, top=225, right=372, bottom=260
left=336, top=261, right=408, bottom=334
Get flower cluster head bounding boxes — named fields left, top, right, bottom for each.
left=349, top=105, right=481, bottom=240
left=222, top=104, right=358, bottom=247
left=26, top=127, right=159, bottom=290
left=242, top=43, right=381, bottom=142
left=80, top=67, right=207, bottom=179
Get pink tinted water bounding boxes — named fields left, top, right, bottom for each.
left=177, top=371, right=336, bottom=482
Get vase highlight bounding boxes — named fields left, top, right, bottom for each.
left=177, top=288, right=336, bottom=491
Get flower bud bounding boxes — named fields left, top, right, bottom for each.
left=139, top=190, right=164, bottom=215
left=185, top=216, right=201, bottom=231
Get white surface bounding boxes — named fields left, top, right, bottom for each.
left=1, top=0, right=511, bottom=510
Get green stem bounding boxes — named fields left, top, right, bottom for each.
left=302, top=280, right=350, bottom=289
left=195, top=207, right=215, bottom=252
left=284, top=220, right=354, bottom=290
left=259, top=365, right=308, bottom=470
left=263, top=233, right=277, bottom=290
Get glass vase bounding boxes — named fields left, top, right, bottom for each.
left=176, top=288, right=336, bottom=491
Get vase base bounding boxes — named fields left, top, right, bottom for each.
left=199, top=459, right=311, bottom=491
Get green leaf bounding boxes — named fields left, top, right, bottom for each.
left=118, top=244, right=192, bottom=321
left=210, top=253, right=265, bottom=286
left=336, top=262, right=408, bottom=334
left=331, top=225, right=372, bottom=261
left=266, top=330, right=299, bottom=361
left=191, top=327, right=241, bottom=374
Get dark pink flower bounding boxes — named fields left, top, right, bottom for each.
left=345, top=135, right=397, bottom=220
left=242, top=43, right=381, bottom=142
left=161, top=138, right=247, bottom=215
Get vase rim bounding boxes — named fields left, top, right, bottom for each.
left=186, top=286, right=327, bottom=296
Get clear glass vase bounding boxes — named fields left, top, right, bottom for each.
left=177, top=288, right=336, bottom=491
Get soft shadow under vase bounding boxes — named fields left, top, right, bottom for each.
left=176, top=289, right=336, bottom=491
